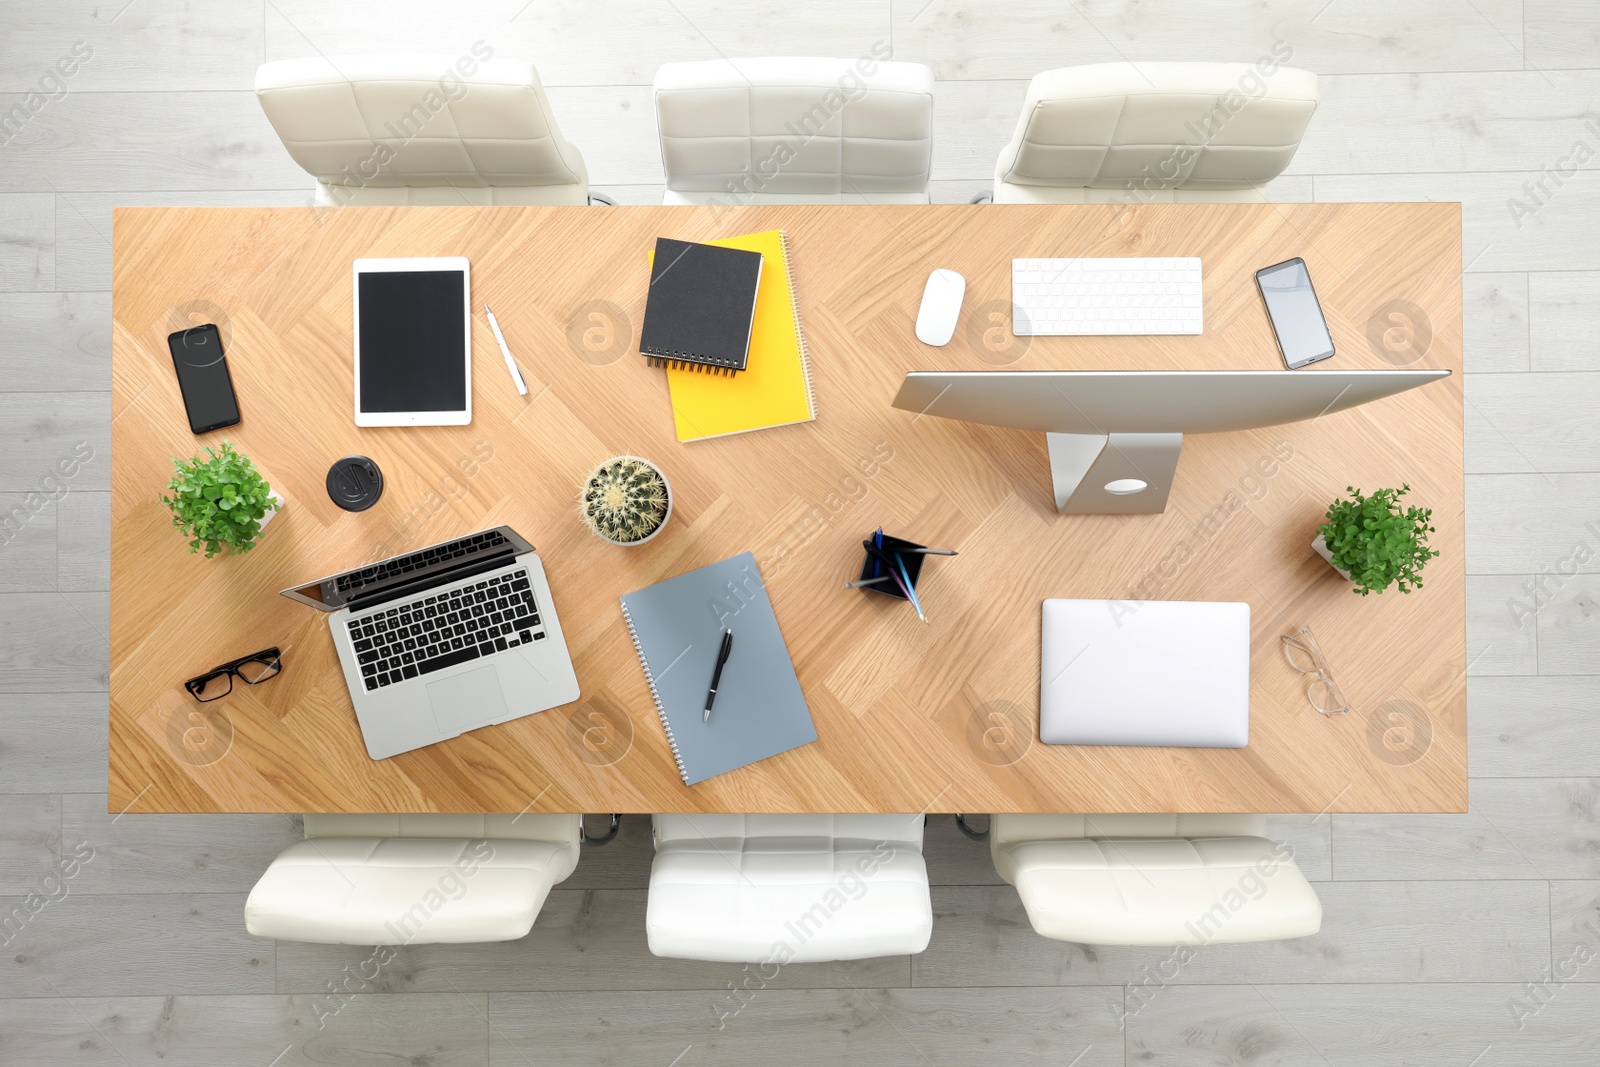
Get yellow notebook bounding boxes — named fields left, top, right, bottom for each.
left=660, top=230, right=815, bottom=442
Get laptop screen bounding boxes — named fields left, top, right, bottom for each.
left=280, top=527, right=529, bottom=612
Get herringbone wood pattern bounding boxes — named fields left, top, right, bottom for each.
left=110, top=202, right=1463, bottom=815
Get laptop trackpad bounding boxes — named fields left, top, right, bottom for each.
left=427, top=667, right=509, bottom=735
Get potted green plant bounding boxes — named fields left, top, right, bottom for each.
left=1313, top=484, right=1438, bottom=596
left=579, top=456, right=671, bottom=546
left=161, top=441, right=282, bottom=558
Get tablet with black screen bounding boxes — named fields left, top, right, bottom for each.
left=353, top=257, right=472, bottom=426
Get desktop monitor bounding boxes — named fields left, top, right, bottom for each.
left=891, top=369, right=1451, bottom=514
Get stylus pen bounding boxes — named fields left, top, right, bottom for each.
left=703, top=629, right=734, bottom=723
left=844, top=575, right=893, bottom=589
left=483, top=305, right=529, bottom=396
left=899, top=547, right=958, bottom=556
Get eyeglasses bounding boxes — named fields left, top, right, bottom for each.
left=1280, top=626, right=1350, bottom=716
left=184, top=648, right=282, bottom=702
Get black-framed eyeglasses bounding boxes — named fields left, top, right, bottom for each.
left=185, top=648, right=282, bottom=702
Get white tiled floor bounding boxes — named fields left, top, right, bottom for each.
left=1, top=2, right=1597, bottom=1063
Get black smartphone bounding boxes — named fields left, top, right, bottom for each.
left=167, top=323, right=241, bottom=433
left=1255, top=257, right=1335, bottom=369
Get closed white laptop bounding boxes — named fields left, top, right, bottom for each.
left=1040, top=599, right=1250, bottom=748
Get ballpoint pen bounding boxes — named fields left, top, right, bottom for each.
left=483, top=305, right=529, bottom=396
left=844, top=575, right=893, bottom=589
left=703, top=629, right=734, bottom=723
left=898, top=547, right=958, bottom=556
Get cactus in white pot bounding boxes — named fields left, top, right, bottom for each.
left=579, top=456, right=671, bottom=546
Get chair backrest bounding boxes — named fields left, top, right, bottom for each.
left=995, top=61, right=1318, bottom=196
left=992, top=813, right=1266, bottom=852
left=653, top=813, right=925, bottom=851
left=255, top=54, right=589, bottom=206
left=653, top=57, right=935, bottom=204
left=303, top=812, right=580, bottom=849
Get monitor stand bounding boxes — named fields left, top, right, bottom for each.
left=1046, top=432, right=1183, bottom=514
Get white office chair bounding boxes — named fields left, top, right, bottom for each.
left=646, top=814, right=933, bottom=962
left=245, top=813, right=581, bottom=944
left=652, top=57, right=935, bottom=205
left=255, top=54, right=596, bottom=206
left=986, top=61, right=1319, bottom=204
left=987, top=814, right=1322, bottom=946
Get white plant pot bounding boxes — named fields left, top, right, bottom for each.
left=1311, top=532, right=1352, bottom=581
left=584, top=459, right=672, bottom=547
left=256, top=488, right=284, bottom=534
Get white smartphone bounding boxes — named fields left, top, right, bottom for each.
left=1255, top=257, right=1335, bottom=369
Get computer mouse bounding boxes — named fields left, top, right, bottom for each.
left=915, top=268, right=966, bottom=346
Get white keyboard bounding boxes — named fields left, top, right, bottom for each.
left=1012, top=257, right=1203, bottom=336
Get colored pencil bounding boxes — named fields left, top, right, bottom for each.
left=860, top=543, right=928, bottom=622
left=860, top=545, right=918, bottom=605
left=891, top=551, right=929, bottom=623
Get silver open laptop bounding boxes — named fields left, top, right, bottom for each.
left=282, top=526, right=579, bottom=760
left=1040, top=598, right=1250, bottom=748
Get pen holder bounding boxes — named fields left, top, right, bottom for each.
left=857, top=533, right=927, bottom=600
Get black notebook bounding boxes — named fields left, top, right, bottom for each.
left=640, top=238, right=764, bottom=374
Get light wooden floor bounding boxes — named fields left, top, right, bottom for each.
left=1, top=2, right=1597, bottom=1064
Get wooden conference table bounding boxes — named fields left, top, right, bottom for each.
left=108, top=202, right=1464, bottom=815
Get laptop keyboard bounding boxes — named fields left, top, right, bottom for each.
left=347, top=569, right=545, bottom=691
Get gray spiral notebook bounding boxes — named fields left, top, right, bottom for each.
left=619, top=552, right=816, bottom=786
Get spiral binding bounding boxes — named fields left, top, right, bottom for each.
left=619, top=600, right=689, bottom=781
left=644, top=356, right=738, bottom=376
left=777, top=230, right=816, bottom=420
